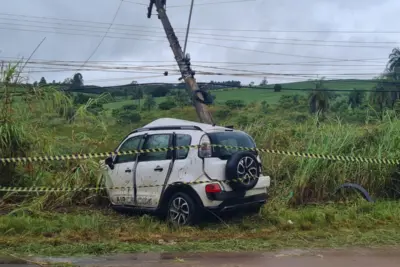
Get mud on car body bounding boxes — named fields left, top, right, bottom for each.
left=103, top=118, right=271, bottom=226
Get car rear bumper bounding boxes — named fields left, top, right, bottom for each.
left=206, top=192, right=268, bottom=212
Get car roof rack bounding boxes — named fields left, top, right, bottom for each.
left=131, top=125, right=203, bottom=133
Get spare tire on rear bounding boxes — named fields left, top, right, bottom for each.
left=225, top=151, right=260, bottom=191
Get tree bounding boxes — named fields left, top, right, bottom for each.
left=348, top=89, right=365, bottom=108
left=259, top=77, right=268, bottom=86
left=73, top=93, right=91, bottom=105
left=71, top=73, right=83, bottom=89
left=132, top=87, right=144, bottom=107
left=143, top=94, right=156, bottom=111
left=273, top=84, right=282, bottom=92
left=38, top=77, right=47, bottom=86
left=369, top=81, right=392, bottom=113
left=63, top=78, right=72, bottom=85
left=308, top=79, right=331, bottom=114
left=387, top=48, right=400, bottom=81
left=249, top=81, right=254, bottom=87
left=385, top=48, right=400, bottom=105
left=170, top=89, right=189, bottom=107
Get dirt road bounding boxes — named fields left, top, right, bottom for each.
left=2, top=248, right=400, bottom=267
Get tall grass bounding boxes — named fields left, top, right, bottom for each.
left=0, top=63, right=107, bottom=211
left=1, top=65, right=399, bottom=211
left=239, top=109, right=400, bottom=204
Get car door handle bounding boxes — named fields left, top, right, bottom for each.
left=154, top=166, right=163, bottom=172
left=125, top=169, right=132, bottom=173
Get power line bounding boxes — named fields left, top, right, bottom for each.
left=2, top=59, right=386, bottom=75
left=2, top=14, right=400, bottom=46
left=77, top=0, right=124, bottom=71
left=167, top=0, right=256, bottom=8
left=0, top=24, right=390, bottom=63
left=123, top=0, right=256, bottom=8
left=2, top=12, right=400, bottom=34
left=1, top=57, right=389, bottom=72
left=1, top=20, right=396, bottom=50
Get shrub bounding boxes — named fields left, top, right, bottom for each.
left=117, top=110, right=142, bottom=124
left=225, top=99, right=245, bottom=109
left=158, top=100, right=177, bottom=110
left=122, top=104, right=138, bottom=110
left=273, top=84, right=282, bottom=92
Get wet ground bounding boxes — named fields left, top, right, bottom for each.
left=2, top=248, right=400, bottom=267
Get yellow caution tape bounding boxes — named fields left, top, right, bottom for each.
left=0, top=177, right=254, bottom=193
left=0, top=144, right=398, bottom=165
left=0, top=145, right=199, bottom=163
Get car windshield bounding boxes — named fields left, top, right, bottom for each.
left=207, top=131, right=256, bottom=159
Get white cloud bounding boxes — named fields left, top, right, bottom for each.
left=1, top=0, right=399, bottom=86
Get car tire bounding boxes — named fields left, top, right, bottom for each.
left=166, top=192, right=199, bottom=226
left=225, top=151, right=260, bottom=191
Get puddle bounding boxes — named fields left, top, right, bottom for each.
left=0, top=255, right=27, bottom=265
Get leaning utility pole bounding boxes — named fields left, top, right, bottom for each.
left=147, top=0, right=214, bottom=124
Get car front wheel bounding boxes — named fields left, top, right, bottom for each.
left=167, top=192, right=199, bottom=226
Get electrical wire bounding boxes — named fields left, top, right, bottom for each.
left=2, top=12, right=400, bottom=35
left=1, top=15, right=400, bottom=47
left=123, top=0, right=256, bottom=8
left=0, top=56, right=389, bottom=67
left=77, top=0, right=124, bottom=71
left=0, top=24, right=391, bottom=62
left=1, top=20, right=396, bottom=50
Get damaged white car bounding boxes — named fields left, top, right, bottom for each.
left=103, top=118, right=271, bottom=226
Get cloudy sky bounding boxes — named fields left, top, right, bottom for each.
left=1, top=0, right=399, bottom=86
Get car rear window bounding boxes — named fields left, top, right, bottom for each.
left=207, top=131, right=257, bottom=159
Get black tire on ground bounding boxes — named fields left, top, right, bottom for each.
left=225, top=151, right=260, bottom=191
left=166, top=192, right=200, bottom=226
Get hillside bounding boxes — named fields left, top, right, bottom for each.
left=100, top=79, right=379, bottom=109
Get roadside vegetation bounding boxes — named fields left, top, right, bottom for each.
left=1, top=48, right=400, bottom=256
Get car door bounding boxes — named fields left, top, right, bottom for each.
left=135, top=133, right=173, bottom=208
left=105, top=134, right=144, bottom=206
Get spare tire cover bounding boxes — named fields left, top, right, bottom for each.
left=225, top=151, right=260, bottom=191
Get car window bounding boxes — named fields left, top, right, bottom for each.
left=115, top=135, right=143, bottom=164
left=176, top=134, right=191, bottom=160
left=208, top=131, right=256, bottom=159
left=139, top=134, right=171, bottom=162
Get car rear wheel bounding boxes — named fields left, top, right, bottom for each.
left=167, top=192, right=199, bottom=226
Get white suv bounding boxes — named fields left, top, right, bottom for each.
left=103, top=118, right=271, bottom=226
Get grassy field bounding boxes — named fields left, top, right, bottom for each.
left=102, top=89, right=301, bottom=109
left=101, top=79, right=378, bottom=109
left=1, top=65, right=399, bottom=256
left=1, top=201, right=400, bottom=256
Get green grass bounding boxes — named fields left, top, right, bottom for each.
left=1, top=64, right=399, bottom=256
left=1, top=201, right=399, bottom=256
left=268, top=79, right=378, bottom=90
left=212, top=89, right=300, bottom=104
left=102, top=79, right=378, bottom=109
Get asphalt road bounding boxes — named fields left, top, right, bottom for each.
left=2, top=248, right=400, bottom=267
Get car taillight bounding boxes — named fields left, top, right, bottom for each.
left=198, top=135, right=212, bottom=158
left=205, top=183, right=221, bottom=193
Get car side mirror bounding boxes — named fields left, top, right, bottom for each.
left=105, top=157, right=114, bottom=170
